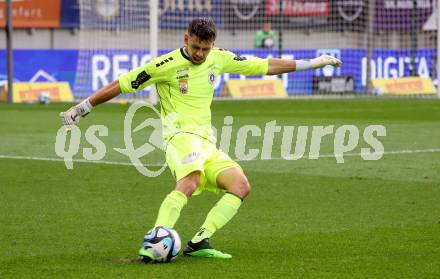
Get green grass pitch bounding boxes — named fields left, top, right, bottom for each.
left=1, top=98, right=440, bottom=278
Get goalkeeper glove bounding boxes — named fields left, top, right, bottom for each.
left=59, top=98, right=93, bottom=130
left=295, top=55, right=342, bottom=71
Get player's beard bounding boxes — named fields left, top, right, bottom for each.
left=191, top=56, right=205, bottom=65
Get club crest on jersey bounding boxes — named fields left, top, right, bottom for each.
left=208, top=72, right=216, bottom=85
left=179, top=80, right=188, bottom=94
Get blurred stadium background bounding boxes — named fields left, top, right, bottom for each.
left=0, top=0, right=438, bottom=101
left=1, top=1, right=440, bottom=278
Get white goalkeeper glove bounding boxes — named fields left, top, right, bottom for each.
left=295, top=55, right=342, bottom=71
left=59, top=99, right=93, bottom=130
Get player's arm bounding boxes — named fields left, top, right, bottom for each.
left=267, top=55, right=342, bottom=75
left=58, top=81, right=122, bottom=129
left=220, top=49, right=341, bottom=76
left=220, top=50, right=269, bottom=76
left=59, top=60, right=159, bottom=129
left=89, top=80, right=122, bottom=106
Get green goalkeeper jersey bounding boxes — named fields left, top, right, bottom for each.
left=119, top=48, right=268, bottom=142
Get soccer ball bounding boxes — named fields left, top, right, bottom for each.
left=140, top=226, right=181, bottom=263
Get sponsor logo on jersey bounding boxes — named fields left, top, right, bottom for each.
left=176, top=74, right=189, bottom=80
left=131, top=71, right=151, bottom=89
left=176, top=67, right=189, bottom=75
left=179, top=79, right=188, bottom=94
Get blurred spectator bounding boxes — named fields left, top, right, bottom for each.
left=253, top=22, right=276, bottom=49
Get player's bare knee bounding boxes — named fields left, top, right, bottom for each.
left=239, top=178, right=251, bottom=198
left=176, top=171, right=200, bottom=197
left=229, top=177, right=250, bottom=199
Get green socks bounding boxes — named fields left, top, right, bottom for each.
left=154, top=190, right=188, bottom=228
left=191, top=193, right=242, bottom=243
left=154, top=191, right=242, bottom=243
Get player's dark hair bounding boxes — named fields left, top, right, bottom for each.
left=187, top=17, right=217, bottom=42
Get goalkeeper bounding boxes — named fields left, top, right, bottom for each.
left=60, top=17, right=341, bottom=260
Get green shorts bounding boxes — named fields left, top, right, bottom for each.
left=165, top=133, right=241, bottom=195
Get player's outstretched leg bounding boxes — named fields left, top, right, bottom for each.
left=139, top=172, right=198, bottom=262
left=154, top=190, right=188, bottom=228
left=184, top=167, right=249, bottom=259
left=139, top=190, right=187, bottom=262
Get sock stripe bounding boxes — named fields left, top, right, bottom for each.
left=223, top=192, right=243, bottom=208
left=225, top=191, right=244, bottom=202
left=172, top=190, right=188, bottom=205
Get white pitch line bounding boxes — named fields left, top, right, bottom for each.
left=0, top=148, right=439, bottom=167
left=248, top=148, right=440, bottom=161
left=0, top=155, right=163, bottom=167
